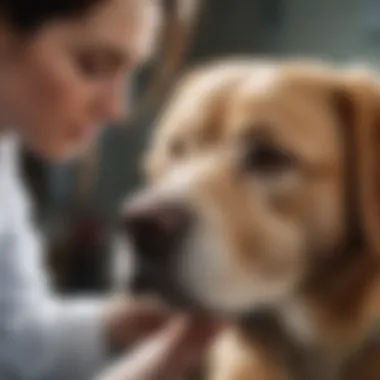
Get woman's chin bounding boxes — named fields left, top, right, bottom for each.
left=24, top=128, right=100, bottom=163
left=31, top=141, right=86, bottom=163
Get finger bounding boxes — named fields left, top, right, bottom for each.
left=96, top=316, right=190, bottom=380
left=171, top=316, right=224, bottom=349
left=112, top=293, right=173, bottom=317
left=153, top=316, right=224, bottom=377
left=106, top=295, right=175, bottom=346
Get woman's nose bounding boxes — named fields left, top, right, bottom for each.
left=96, top=78, right=130, bottom=122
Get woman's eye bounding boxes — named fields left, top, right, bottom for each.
left=76, top=53, right=117, bottom=78
left=243, top=143, right=296, bottom=175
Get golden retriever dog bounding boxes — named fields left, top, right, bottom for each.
left=120, top=58, right=380, bottom=380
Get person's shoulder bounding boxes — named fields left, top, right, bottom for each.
left=0, top=132, right=32, bottom=228
left=0, top=131, right=22, bottom=176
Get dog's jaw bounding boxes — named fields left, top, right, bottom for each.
left=176, top=227, right=301, bottom=315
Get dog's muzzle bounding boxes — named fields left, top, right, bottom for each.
left=120, top=194, right=194, bottom=304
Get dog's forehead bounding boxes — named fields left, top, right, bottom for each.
left=152, top=62, right=343, bottom=164
left=237, top=65, right=281, bottom=97
left=156, top=64, right=282, bottom=139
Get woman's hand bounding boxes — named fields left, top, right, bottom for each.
left=103, top=294, right=172, bottom=349
left=97, top=315, right=222, bottom=380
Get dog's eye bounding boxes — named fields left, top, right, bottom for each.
left=169, top=139, right=187, bottom=159
left=243, top=143, right=295, bottom=175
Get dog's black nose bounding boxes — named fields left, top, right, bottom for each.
left=121, top=200, right=191, bottom=262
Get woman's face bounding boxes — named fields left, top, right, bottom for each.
left=0, top=0, right=161, bottom=161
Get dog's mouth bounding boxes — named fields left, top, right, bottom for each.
left=117, top=197, right=210, bottom=312
left=130, top=259, right=203, bottom=311
left=121, top=231, right=213, bottom=315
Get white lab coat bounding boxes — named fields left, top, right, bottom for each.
left=0, top=133, right=110, bottom=380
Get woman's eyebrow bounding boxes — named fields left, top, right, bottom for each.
left=77, top=40, right=135, bottom=67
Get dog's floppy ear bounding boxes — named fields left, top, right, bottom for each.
left=333, top=70, right=380, bottom=257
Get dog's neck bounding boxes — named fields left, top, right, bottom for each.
left=238, top=309, right=335, bottom=380
left=301, top=248, right=380, bottom=346
left=239, top=250, right=380, bottom=380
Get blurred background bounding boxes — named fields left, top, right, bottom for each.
left=22, top=0, right=380, bottom=296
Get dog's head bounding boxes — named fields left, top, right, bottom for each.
left=120, top=59, right=380, bottom=316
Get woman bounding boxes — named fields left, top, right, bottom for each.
left=0, top=1, right=220, bottom=379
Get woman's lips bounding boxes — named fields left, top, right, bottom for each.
left=70, top=124, right=97, bottom=141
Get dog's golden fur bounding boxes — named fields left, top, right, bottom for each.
left=136, top=58, right=380, bottom=380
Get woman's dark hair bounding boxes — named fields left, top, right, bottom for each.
left=0, top=0, right=202, bottom=119
left=0, top=0, right=104, bottom=33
